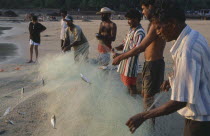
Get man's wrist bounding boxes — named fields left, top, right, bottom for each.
left=142, top=111, right=150, bottom=120
left=119, top=53, right=125, bottom=61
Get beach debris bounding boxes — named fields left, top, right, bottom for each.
left=0, top=130, right=6, bottom=135
left=0, top=69, right=4, bottom=72
left=8, top=120, right=14, bottom=125
left=43, top=35, right=50, bottom=37
left=18, top=111, right=26, bottom=115
left=3, top=107, right=11, bottom=116
left=51, top=115, right=56, bottom=129
left=21, top=87, right=25, bottom=96
left=14, top=67, right=20, bottom=70
left=42, top=78, right=45, bottom=86
left=5, top=120, right=15, bottom=125
left=3, top=95, right=12, bottom=98
left=98, top=66, right=109, bottom=70
left=98, top=65, right=118, bottom=70
left=80, top=73, right=91, bottom=84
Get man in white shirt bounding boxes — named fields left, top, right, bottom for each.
left=60, top=9, right=68, bottom=50
left=126, top=1, right=210, bottom=136
left=63, top=15, right=89, bottom=61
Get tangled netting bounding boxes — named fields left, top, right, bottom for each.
left=37, top=51, right=183, bottom=136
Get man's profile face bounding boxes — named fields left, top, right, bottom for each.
left=66, top=20, right=73, bottom=27
left=127, top=18, right=138, bottom=28
left=141, top=5, right=152, bottom=19
left=153, top=21, right=175, bottom=42
left=101, top=13, right=110, bottom=21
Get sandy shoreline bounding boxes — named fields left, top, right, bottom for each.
left=0, top=19, right=210, bottom=136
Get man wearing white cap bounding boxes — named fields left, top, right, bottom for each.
left=96, top=7, right=117, bottom=66
left=62, top=15, right=89, bottom=61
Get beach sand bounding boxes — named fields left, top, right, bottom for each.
left=0, top=19, right=210, bottom=136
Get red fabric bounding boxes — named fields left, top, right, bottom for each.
left=98, top=44, right=111, bottom=53
left=120, top=74, right=137, bottom=86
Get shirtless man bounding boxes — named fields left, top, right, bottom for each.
left=96, top=7, right=117, bottom=66
left=113, top=0, right=166, bottom=115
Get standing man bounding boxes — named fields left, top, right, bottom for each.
left=28, top=16, right=46, bottom=63
left=60, top=9, right=68, bottom=50
left=113, top=9, right=145, bottom=96
left=62, top=15, right=89, bottom=61
left=114, top=0, right=166, bottom=112
left=126, top=1, right=210, bottom=136
left=96, top=7, right=117, bottom=66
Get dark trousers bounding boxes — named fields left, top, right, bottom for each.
left=184, top=119, right=210, bottom=136
left=61, top=40, right=64, bottom=49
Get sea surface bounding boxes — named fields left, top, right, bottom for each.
left=0, top=26, right=18, bottom=63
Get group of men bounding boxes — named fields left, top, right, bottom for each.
left=59, top=6, right=164, bottom=117
left=113, top=1, right=210, bottom=136
left=60, top=7, right=117, bottom=64
left=28, top=0, right=210, bottom=135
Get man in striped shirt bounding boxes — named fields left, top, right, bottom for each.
left=113, top=0, right=166, bottom=116
left=113, top=9, right=145, bottom=96
left=126, top=1, right=210, bottom=136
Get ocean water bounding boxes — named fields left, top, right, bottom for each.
left=0, top=26, right=18, bottom=63
left=0, top=43, right=18, bottom=63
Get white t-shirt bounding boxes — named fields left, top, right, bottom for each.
left=60, top=19, right=68, bottom=40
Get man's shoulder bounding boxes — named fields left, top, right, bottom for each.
left=190, top=30, right=209, bottom=54
left=74, top=25, right=82, bottom=30
left=37, top=22, right=43, bottom=26
left=102, top=21, right=116, bottom=27
left=137, top=26, right=145, bottom=32
left=110, top=21, right=116, bottom=26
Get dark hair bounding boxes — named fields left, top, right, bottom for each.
left=32, top=16, right=37, bottom=21
left=153, top=0, right=186, bottom=23
left=141, top=0, right=156, bottom=7
left=125, top=9, right=142, bottom=21
left=60, top=9, right=67, bottom=15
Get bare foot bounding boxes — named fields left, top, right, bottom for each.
left=34, top=60, right=38, bottom=63
left=27, top=60, right=33, bottom=63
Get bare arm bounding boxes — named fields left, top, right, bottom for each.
left=98, top=22, right=102, bottom=35
left=109, top=23, right=117, bottom=41
left=112, top=24, right=157, bottom=65
left=143, top=100, right=186, bottom=119
left=126, top=100, right=187, bottom=133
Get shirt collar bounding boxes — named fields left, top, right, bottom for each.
left=129, top=24, right=142, bottom=32
left=170, top=25, right=191, bottom=55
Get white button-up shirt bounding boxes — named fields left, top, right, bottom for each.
left=169, top=25, right=210, bottom=121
